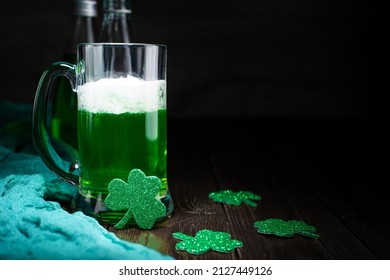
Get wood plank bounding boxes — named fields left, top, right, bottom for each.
left=205, top=119, right=377, bottom=259
left=205, top=121, right=332, bottom=259
left=107, top=119, right=388, bottom=260
left=276, top=122, right=390, bottom=259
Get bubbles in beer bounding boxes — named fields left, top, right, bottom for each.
left=78, top=76, right=166, bottom=114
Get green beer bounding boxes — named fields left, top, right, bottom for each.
left=78, top=109, right=167, bottom=195
left=76, top=77, right=168, bottom=224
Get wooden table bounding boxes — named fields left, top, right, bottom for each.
left=104, top=117, right=390, bottom=260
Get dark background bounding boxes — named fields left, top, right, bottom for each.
left=0, top=0, right=389, bottom=258
left=0, top=0, right=387, bottom=120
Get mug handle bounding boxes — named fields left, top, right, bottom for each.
left=32, top=62, right=79, bottom=185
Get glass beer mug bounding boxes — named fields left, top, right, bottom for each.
left=32, top=43, right=173, bottom=228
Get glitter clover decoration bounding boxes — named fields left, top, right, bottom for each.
left=104, top=169, right=166, bottom=230
left=173, top=229, right=243, bottom=255
left=254, top=218, right=319, bottom=238
left=209, top=190, right=262, bottom=207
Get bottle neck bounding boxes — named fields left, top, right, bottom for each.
left=73, top=16, right=96, bottom=43
left=65, top=1, right=97, bottom=56
left=99, top=0, right=132, bottom=43
left=103, top=0, right=131, bottom=15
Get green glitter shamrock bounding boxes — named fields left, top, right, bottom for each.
left=104, top=169, right=166, bottom=230
left=173, top=229, right=243, bottom=255
left=209, top=190, right=262, bottom=207
left=254, top=218, right=319, bottom=238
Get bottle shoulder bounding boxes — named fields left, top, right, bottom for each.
left=65, top=16, right=97, bottom=53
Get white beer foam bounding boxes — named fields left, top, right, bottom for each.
left=78, top=76, right=166, bottom=114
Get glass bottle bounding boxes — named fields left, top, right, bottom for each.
left=99, top=0, right=133, bottom=42
left=51, top=0, right=97, bottom=150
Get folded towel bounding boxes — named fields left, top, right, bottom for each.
left=0, top=147, right=173, bottom=260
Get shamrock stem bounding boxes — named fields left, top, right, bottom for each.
left=114, top=209, right=133, bottom=229
left=297, top=231, right=320, bottom=239
left=243, top=199, right=258, bottom=207
left=172, top=232, right=193, bottom=241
